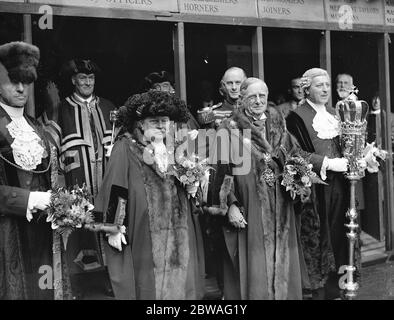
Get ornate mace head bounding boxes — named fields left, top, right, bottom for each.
left=335, top=99, right=369, bottom=180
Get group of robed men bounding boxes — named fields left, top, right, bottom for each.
left=0, top=40, right=369, bottom=300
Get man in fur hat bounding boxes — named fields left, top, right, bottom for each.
left=42, top=59, right=115, bottom=298
left=141, top=70, right=200, bottom=130
left=0, top=41, right=53, bottom=299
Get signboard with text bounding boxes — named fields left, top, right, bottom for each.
left=385, top=0, right=394, bottom=26
left=325, top=0, right=384, bottom=26
left=179, top=0, right=258, bottom=18
left=28, top=0, right=179, bottom=12
left=258, top=0, right=325, bottom=22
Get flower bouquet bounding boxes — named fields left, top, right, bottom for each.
left=172, top=153, right=211, bottom=198
left=45, top=183, right=125, bottom=249
left=281, top=155, right=326, bottom=203
left=362, top=142, right=387, bottom=173
left=170, top=129, right=212, bottom=198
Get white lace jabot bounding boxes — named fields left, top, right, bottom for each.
left=0, top=102, right=45, bottom=170
left=307, top=99, right=340, bottom=140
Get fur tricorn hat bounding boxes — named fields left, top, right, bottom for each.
left=61, top=59, right=100, bottom=78
left=118, top=90, right=189, bottom=133
left=0, top=41, right=40, bottom=84
left=140, top=70, right=174, bottom=92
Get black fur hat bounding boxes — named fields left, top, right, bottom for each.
left=140, top=70, right=174, bottom=92
left=0, top=41, right=40, bottom=84
left=118, top=90, right=189, bottom=133
left=61, top=59, right=100, bottom=77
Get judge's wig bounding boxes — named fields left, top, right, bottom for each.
left=300, top=68, right=330, bottom=93
left=118, top=90, right=189, bottom=133
left=0, top=41, right=40, bottom=84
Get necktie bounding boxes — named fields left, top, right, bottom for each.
left=253, top=118, right=266, bottom=139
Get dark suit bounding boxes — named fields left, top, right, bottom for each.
left=0, top=105, right=53, bottom=299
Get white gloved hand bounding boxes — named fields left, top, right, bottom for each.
left=26, top=191, right=51, bottom=222
left=357, top=158, right=367, bottom=171
left=107, top=232, right=127, bottom=252
left=327, top=158, right=348, bottom=172
left=28, top=191, right=51, bottom=210
left=104, top=144, right=114, bottom=158
left=228, top=204, right=247, bottom=229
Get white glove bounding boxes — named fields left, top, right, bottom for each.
left=104, top=144, right=113, bottom=158
left=228, top=204, right=247, bottom=229
left=186, top=181, right=199, bottom=198
left=107, top=232, right=127, bottom=252
left=326, top=158, right=348, bottom=172
left=26, top=191, right=51, bottom=221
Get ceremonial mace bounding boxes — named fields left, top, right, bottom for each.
left=336, top=98, right=369, bottom=299
left=105, top=109, right=119, bottom=157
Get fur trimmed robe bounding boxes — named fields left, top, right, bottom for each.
left=94, top=132, right=205, bottom=300
left=211, top=107, right=307, bottom=300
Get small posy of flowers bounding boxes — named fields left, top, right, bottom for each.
left=281, top=155, right=326, bottom=203
left=45, top=183, right=95, bottom=248
left=362, top=142, right=387, bottom=173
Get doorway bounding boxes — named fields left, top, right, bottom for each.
left=32, top=15, right=175, bottom=116
left=263, top=27, right=321, bottom=105
left=184, top=23, right=254, bottom=115
left=332, top=31, right=385, bottom=263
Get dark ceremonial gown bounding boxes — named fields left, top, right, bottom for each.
left=42, top=94, right=114, bottom=277
left=94, top=133, right=205, bottom=299
left=0, top=106, right=53, bottom=300
left=196, top=98, right=237, bottom=296
left=286, top=101, right=349, bottom=296
left=211, top=107, right=310, bottom=300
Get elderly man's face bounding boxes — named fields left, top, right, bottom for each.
left=307, top=75, right=331, bottom=105
left=290, top=78, right=304, bottom=102
left=140, top=116, right=171, bottom=142
left=152, top=81, right=175, bottom=94
left=336, top=74, right=353, bottom=99
left=244, top=81, right=268, bottom=117
left=0, top=64, right=29, bottom=107
left=222, top=69, right=245, bottom=101
left=72, top=73, right=95, bottom=98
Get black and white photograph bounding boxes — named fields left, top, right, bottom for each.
left=0, top=0, right=394, bottom=305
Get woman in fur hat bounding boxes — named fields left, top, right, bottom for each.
left=93, top=90, right=205, bottom=299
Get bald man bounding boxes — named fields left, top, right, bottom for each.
left=197, top=67, right=246, bottom=129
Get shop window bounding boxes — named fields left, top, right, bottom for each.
left=263, top=28, right=320, bottom=106
left=32, top=15, right=174, bottom=116
left=331, top=32, right=379, bottom=107
left=332, top=31, right=384, bottom=246
left=0, top=13, right=23, bottom=44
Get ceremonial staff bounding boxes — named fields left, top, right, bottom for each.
left=336, top=98, right=369, bottom=299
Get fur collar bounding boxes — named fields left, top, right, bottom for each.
left=221, top=108, right=293, bottom=299
left=223, top=107, right=288, bottom=159
left=127, top=134, right=190, bottom=299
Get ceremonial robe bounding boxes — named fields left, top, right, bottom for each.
left=94, top=133, right=205, bottom=299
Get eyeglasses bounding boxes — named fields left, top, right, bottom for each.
left=247, top=94, right=266, bottom=104
left=153, top=82, right=175, bottom=93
